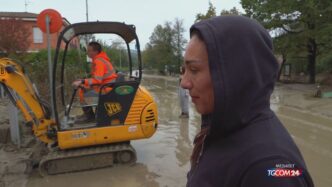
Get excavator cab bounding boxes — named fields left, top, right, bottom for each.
left=51, top=21, right=158, bottom=141
left=0, top=22, right=158, bottom=176
left=53, top=22, right=148, bottom=129
left=42, top=22, right=158, bottom=175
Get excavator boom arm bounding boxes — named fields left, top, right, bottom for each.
left=0, top=58, right=56, bottom=143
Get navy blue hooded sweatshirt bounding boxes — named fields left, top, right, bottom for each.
left=186, top=16, right=314, bottom=187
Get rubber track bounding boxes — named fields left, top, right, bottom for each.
left=39, top=143, right=136, bottom=176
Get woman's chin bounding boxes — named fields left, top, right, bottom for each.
left=195, top=106, right=206, bottom=115
left=194, top=105, right=214, bottom=115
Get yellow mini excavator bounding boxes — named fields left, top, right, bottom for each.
left=0, top=22, right=158, bottom=176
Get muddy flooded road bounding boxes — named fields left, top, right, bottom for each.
left=25, top=76, right=332, bottom=187
left=271, top=84, right=332, bottom=187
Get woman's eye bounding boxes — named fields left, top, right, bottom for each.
left=190, top=68, right=198, bottom=73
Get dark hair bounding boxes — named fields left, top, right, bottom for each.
left=189, top=28, right=211, bottom=169
left=88, top=42, right=102, bottom=53
left=190, top=29, right=204, bottom=41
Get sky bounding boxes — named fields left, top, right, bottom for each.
left=0, top=0, right=243, bottom=48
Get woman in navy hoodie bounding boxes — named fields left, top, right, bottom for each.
left=181, top=16, right=314, bottom=187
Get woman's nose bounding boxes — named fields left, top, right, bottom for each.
left=180, top=73, right=192, bottom=90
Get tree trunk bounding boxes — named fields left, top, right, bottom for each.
left=277, top=53, right=286, bottom=81
left=307, top=38, right=317, bottom=84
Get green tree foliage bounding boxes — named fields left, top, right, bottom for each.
left=195, top=2, right=242, bottom=22
left=173, top=18, right=188, bottom=71
left=143, top=19, right=187, bottom=74
left=144, top=4, right=242, bottom=74
left=104, top=42, right=129, bottom=72
left=241, top=0, right=332, bottom=83
left=195, top=1, right=217, bottom=22
left=220, top=7, right=242, bottom=16
left=90, top=38, right=130, bottom=72
left=22, top=49, right=84, bottom=100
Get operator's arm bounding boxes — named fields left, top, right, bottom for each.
left=82, top=59, right=105, bottom=87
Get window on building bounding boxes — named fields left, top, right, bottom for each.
left=33, top=27, right=43, bottom=43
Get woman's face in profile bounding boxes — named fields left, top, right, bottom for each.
left=181, top=35, right=214, bottom=115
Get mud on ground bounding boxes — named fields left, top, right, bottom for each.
left=0, top=98, right=44, bottom=187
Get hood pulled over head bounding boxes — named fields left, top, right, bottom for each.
left=190, top=16, right=279, bottom=139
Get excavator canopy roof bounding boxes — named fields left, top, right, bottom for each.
left=61, top=22, right=137, bottom=43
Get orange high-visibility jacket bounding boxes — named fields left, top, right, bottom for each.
left=82, top=51, right=118, bottom=89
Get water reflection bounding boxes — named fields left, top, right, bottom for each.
left=176, top=118, right=192, bottom=167
left=27, top=163, right=160, bottom=187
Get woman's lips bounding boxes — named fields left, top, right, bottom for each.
left=191, top=95, right=199, bottom=103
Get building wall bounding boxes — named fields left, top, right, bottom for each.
left=0, top=16, right=79, bottom=53
left=0, top=13, right=81, bottom=54
left=24, top=20, right=66, bottom=52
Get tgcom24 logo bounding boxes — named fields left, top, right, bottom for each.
left=267, top=163, right=303, bottom=177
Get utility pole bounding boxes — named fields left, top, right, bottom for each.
left=85, top=0, right=89, bottom=22
left=85, top=0, right=90, bottom=65
left=24, top=0, right=29, bottom=12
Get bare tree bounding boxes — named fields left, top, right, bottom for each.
left=173, top=18, right=187, bottom=73
left=0, top=18, right=31, bottom=56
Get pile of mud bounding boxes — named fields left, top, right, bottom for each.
left=0, top=98, right=44, bottom=187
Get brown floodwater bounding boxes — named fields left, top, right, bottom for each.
left=26, top=76, right=332, bottom=187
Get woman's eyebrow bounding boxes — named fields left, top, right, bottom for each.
left=185, top=60, right=201, bottom=65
